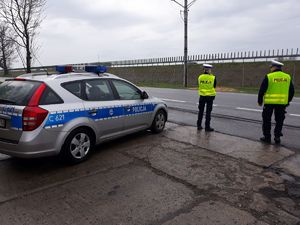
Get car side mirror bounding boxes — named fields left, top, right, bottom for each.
left=141, top=91, right=149, bottom=99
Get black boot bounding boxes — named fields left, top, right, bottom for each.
left=197, top=126, right=203, bottom=130
left=260, top=136, right=271, bottom=144
left=205, top=127, right=214, bottom=132
left=274, top=137, right=281, bottom=144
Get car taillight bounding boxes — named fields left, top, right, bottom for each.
left=28, top=83, right=47, bottom=107
left=23, top=83, right=48, bottom=131
left=23, top=106, right=48, bottom=131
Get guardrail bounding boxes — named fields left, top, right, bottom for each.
left=4, top=48, right=300, bottom=73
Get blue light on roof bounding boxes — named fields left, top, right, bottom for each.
left=56, top=65, right=73, bottom=73
left=85, top=65, right=107, bottom=74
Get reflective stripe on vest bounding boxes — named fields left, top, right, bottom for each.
left=264, top=71, right=291, bottom=105
left=198, top=74, right=216, bottom=96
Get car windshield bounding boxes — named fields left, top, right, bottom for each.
left=0, top=80, right=40, bottom=106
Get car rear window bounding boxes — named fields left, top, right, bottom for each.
left=39, top=87, right=64, bottom=105
left=0, top=80, right=41, bottom=106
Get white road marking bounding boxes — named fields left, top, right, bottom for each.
left=236, top=108, right=300, bottom=118
left=236, top=107, right=263, bottom=112
left=162, top=98, right=186, bottom=103
left=290, top=114, right=300, bottom=117
left=196, top=103, right=218, bottom=107
left=160, top=96, right=298, bottom=118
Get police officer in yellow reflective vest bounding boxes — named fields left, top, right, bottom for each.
left=197, top=64, right=216, bottom=132
left=258, top=60, right=294, bottom=144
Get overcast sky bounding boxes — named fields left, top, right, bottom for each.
left=25, top=0, right=300, bottom=67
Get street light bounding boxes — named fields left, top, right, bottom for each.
left=171, top=0, right=197, bottom=87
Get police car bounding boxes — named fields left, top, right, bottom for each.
left=0, top=65, right=167, bottom=163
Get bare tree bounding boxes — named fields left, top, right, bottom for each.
left=0, top=0, right=46, bottom=73
left=0, top=22, right=16, bottom=75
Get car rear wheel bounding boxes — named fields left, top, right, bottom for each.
left=151, top=110, right=166, bottom=133
left=61, top=128, right=94, bottom=164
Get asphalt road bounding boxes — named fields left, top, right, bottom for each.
left=144, top=87, right=300, bottom=150
left=0, top=124, right=299, bottom=225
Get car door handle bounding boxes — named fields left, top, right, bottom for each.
left=89, top=109, right=97, bottom=115
left=124, top=106, right=131, bottom=112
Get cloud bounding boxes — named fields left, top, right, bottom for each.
left=188, top=0, right=300, bottom=53
left=14, top=0, right=300, bottom=67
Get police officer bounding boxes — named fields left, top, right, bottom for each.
left=258, top=60, right=294, bottom=144
left=197, top=64, right=216, bottom=131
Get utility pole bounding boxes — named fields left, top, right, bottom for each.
left=171, top=0, right=197, bottom=87
left=183, top=0, right=188, bottom=87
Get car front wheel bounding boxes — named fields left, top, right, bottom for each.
left=151, top=110, right=166, bottom=133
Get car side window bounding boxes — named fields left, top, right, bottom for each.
left=62, top=81, right=82, bottom=99
left=84, top=79, right=114, bottom=101
left=112, top=80, right=142, bottom=100
left=39, top=87, right=64, bottom=105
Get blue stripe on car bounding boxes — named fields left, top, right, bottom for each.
left=44, top=103, right=157, bottom=129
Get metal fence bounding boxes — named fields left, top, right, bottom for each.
left=6, top=48, right=300, bottom=73
left=103, top=48, right=300, bottom=67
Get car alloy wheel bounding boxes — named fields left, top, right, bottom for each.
left=151, top=110, right=166, bottom=133
left=61, top=128, right=95, bottom=164
left=70, top=133, right=91, bottom=159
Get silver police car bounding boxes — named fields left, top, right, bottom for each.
left=0, top=66, right=167, bottom=163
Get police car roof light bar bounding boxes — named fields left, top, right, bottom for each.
left=85, top=65, right=107, bottom=74
left=56, top=65, right=73, bottom=74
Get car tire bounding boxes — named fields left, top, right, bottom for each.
left=151, top=110, right=166, bottom=133
left=60, top=128, right=95, bottom=164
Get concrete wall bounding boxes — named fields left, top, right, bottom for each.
left=109, top=61, right=300, bottom=89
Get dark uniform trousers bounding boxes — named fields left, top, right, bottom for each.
left=197, top=96, right=214, bottom=128
left=262, top=104, right=286, bottom=138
